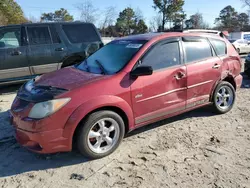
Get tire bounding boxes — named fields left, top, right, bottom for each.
left=77, top=110, right=125, bottom=159
left=212, top=81, right=235, bottom=114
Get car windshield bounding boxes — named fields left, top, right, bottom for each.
left=76, top=40, right=147, bottom=75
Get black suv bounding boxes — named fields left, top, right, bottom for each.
left=0, top=22, right=103, bottom=85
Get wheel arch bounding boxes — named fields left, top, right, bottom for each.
left=209, top=74, right=236, bottom=102
left=72, top=106, right=130, bottom=148
left=62, top=96, right=134, bottom=150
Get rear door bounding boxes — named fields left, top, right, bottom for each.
left=0, top=26, right=30, bottom=82
left=131, top=38, right=187, bottom=126
left=49, top=25, right=67, bottom=69
left=26, top=25, right=58, bottom=75
left=183, top=36, right=222, bottom=108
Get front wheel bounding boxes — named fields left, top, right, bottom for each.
left=77, top=111, right=125, bottom=159
left=212, top=81, right=235, bottom=114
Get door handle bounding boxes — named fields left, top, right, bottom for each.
left=55, top=48, right=64, bottom=51
left=174, top=72, right=186, bottom=80
left=212, top=64, right=221, bottom=69
left=11, top=51, right=22, bottom=56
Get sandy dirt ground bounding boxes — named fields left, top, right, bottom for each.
left=0, top=58, right=250, bottom=188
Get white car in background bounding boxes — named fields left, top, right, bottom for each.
left=229, top=39, right=250, bottom=54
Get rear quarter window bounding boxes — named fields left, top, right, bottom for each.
left=210, top=39, right=227, bottom=56
left=183, top=37, right=213, bottom=63
left=62, top=24, right=100, bottom=43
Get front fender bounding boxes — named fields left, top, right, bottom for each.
left=62, top=95, right=134, bottom=149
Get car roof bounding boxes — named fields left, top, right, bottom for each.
left=115, top=32, right=225, bottom=42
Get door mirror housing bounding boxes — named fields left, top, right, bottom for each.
left=130, top=66, right=153, bottom=77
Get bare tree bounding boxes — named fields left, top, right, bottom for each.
left=29, top=15, right=39, bottom=23
left=242, top=0, right=250, bottom=7
left=149, top=14, right=162, bottom=32
left=75, top=0, right=98, bottom=23
left=135, top=8, right=144, bottom=21
left=100, top=6, right=117, bottom=29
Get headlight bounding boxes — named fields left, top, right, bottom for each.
left=28, top=98, right=71, bottom=119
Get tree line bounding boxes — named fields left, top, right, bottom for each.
left=1, top=0, right=250, bottom=37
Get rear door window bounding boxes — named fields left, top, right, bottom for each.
left=210, top=39, right=227, bottom=56
left=62, top=24, right=100, bottom=43
left=49, top=26, right=61, bottom=44
left=27, top=26, right=52, bottom=45
left=183, top=37, right=213, bottom=63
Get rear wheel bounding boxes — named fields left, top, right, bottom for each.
left=212, top=81, right=235, bottom=114
left=77, top=111, right=125, bottom=159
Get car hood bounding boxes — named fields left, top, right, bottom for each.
left=34, top=67, right=107, bottom=90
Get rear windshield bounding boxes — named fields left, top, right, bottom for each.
left=76, top=40, right=147, bottom=75
left=62, top=24, right=100, bottom=43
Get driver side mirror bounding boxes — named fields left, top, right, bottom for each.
left=130, top=65, right=153, bottom=78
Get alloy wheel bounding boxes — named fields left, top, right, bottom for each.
left=87, top=118, right=120, bottom=154
left=216, top=86, right=234, bottom=110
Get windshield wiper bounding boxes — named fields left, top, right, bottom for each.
left=95, top=59, right=107, bottom=75
left=83, top=59, right=90, bottom=72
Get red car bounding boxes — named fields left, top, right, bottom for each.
left=10, top=32, right=242, bottom=159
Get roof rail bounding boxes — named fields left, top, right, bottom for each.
left=183, top=29, right=229, bottom=38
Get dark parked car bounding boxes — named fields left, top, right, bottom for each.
left=0, top=22, right=103, bottom=85
left=245, top=54, right=250, bottom=76
left=10, top=32, right=242, bottom=159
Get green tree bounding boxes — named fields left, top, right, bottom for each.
left=215, top=5, right=238, bottom=31
left=41, top=8, right=73, bottom=22
left=172, top=11, right=186, bottom=30
left=185, top=12, right=209, bottom=29
left=0, top=0, right=27, bottom=25
left=116, top=7, right=137, bottom=35
left=134, top=19, right=148, bottom=34
left=237, top=13, right=249, bottom=31
left=153, top=0, right=184, bottom=31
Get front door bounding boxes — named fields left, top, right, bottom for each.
left=26, top=25, right=58, bottom=75
left=0, top=26, right=30, bottom=82
left=182, top=36, right=222, bottom=108
left=131, top=38, right=187, bottom=126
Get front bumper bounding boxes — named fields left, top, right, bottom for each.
left=10, top=109, right=72, bottom=154
left=14, top=128, right=70, bottom=154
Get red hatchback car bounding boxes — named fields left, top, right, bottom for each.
left=10, top=32, right=242, bottom=159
